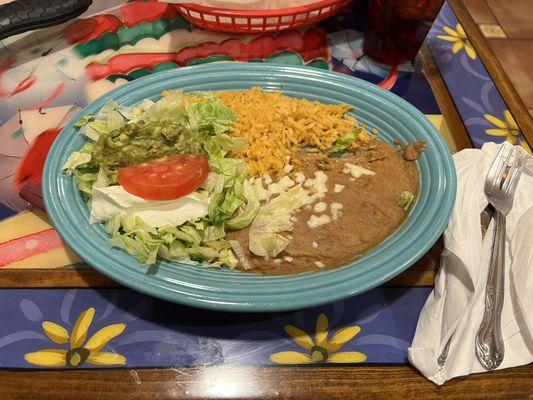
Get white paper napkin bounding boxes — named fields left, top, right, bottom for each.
left=408, top=141, right=533, bottom=385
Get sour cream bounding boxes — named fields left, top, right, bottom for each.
left=90, top=186, right=209, bottom=228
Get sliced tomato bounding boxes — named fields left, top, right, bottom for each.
left=118, top=154, right=209, bottom=200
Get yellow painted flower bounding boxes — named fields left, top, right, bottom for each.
left=24, top=307, right=126, bottom=367
left=437, top=23, right=477, bottom=60
left=270, top=313, right=367, bottom=364
left=485, top=110, right=532, bottom=153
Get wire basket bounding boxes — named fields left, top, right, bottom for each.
left=176, top=0, right=351, bottom=33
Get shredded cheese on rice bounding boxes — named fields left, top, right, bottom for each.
left=216, top=88, right=369, bottom=177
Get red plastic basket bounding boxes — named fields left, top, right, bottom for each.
left=177, top=0, right=351, bottom=33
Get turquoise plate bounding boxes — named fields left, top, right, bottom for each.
left=43, top=63, right=456, bottom=312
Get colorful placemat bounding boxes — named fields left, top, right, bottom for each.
left=0, top=0, right=442, bottom=271
left=0, top=0, right=516, bottom=370
left=0, top=0, right=441, bottom=213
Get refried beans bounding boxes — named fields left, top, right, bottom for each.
left=227, top=140, right=420, bottom=275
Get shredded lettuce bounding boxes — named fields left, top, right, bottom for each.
left=331, top=127, right=361, bottom=152
left=78, top=100, right=127, bottom=141
left=214, top=248, right=238, bottom=269
left=67, top=89, right=255, bottom=268
left=76, top=171, right=98, bottom=195
left=141, top=90, right=187, bottom=122
left=64, top=143, right=109, bottom=193
left=187, top=97, right=237, bottom=135
left=398, top=191, right=416, bottom=211
left=73, top=115, right=94, bottom=128
left=203, top=172, right=225, bottom=194
left=226, top=180, right=260, bottom=230
left=206, top=157, right=250, bottom=225
left=248, top=185, right=310, bottom=258
left=229, top=240, right=251, bottom=270
left=94, top=167, right=110, bottom=189
left=209, top=157, right=247, bottom=182
left=114, top=100, right=147, bottom=120
left=208, top=175, right=246, bottom=225
left=205, top=133, right=248, bottom=157
left=203, top=170, right=258, bottom=231
left=105, top=214, right=238, bottom=267
left=128, top=98, right=155, bottom=120
left=157, top=224, right=202, bottom=246
left=62, top=143, right=95, bottom=175
left=109, top=233, right=162, bottom=265
left=203, top=224, right=226, bottom=242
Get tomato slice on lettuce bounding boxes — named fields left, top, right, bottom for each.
left=118, top=154, right=209, bottom=200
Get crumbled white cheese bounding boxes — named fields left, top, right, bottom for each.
left=279, top=175, right=295, bottom=189
left=263, top=174, right=273, bottom=185
left=267, top=183, right=283, bottom=196
left=313, top=202, right=328, bottom=213
left=294, top=172, right=306, bottom=184
left=283, top=164, right=294, bottom=174
left=315, top=261, right=325, bottom=268
left=274, top=259, right=282, bottom=265
left=315, top=172, right=328, bottom=198
left=268, top=175, right=295, bottom=196
left=304, top=171, right=328, bottom=200
left=314, top=170, right=328, bottom=185
left=334, top=184, right=345, bottom=193
left=290, top=216, right=298, bottom=222
left=301, top=193, right=315, bottom=206
left=287, top=235, right=293, bottom=240
left=307, top=214, right=332, bottom=228
left=343, top=163, right=376, bottom=179
left=284, top=256, right=294, bottom=263
left=330, top=202, right=343, bottom=220
left=312, top=241, right=318, bottom=248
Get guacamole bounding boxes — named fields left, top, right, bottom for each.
left=93, top=119, right=203, bottom=170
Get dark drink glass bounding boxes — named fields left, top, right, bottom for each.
left=363, top=0, right=445, bottom=65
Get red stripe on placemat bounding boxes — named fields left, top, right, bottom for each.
left=0, top=229, right=64, bottom=267
left=378, top=66, right=399, bottom=91
left=120, top=1, right=179, bottom=27
left=28, top=82, right=65, bottom=110
left=86, top=29, right=330, bottom=81
left=64, top=14, right=124, bottom=45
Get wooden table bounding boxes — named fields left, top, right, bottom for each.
left=1, top=365, right=532, bottom=399
left=449, top=0, right=533, bottom=143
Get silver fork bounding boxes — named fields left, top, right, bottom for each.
left=437, top=205, right=495, bottom=370
left=475, top=145, right=528, bottom=370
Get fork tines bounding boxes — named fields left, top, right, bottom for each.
left=485, top=145, right=528, bottom=194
